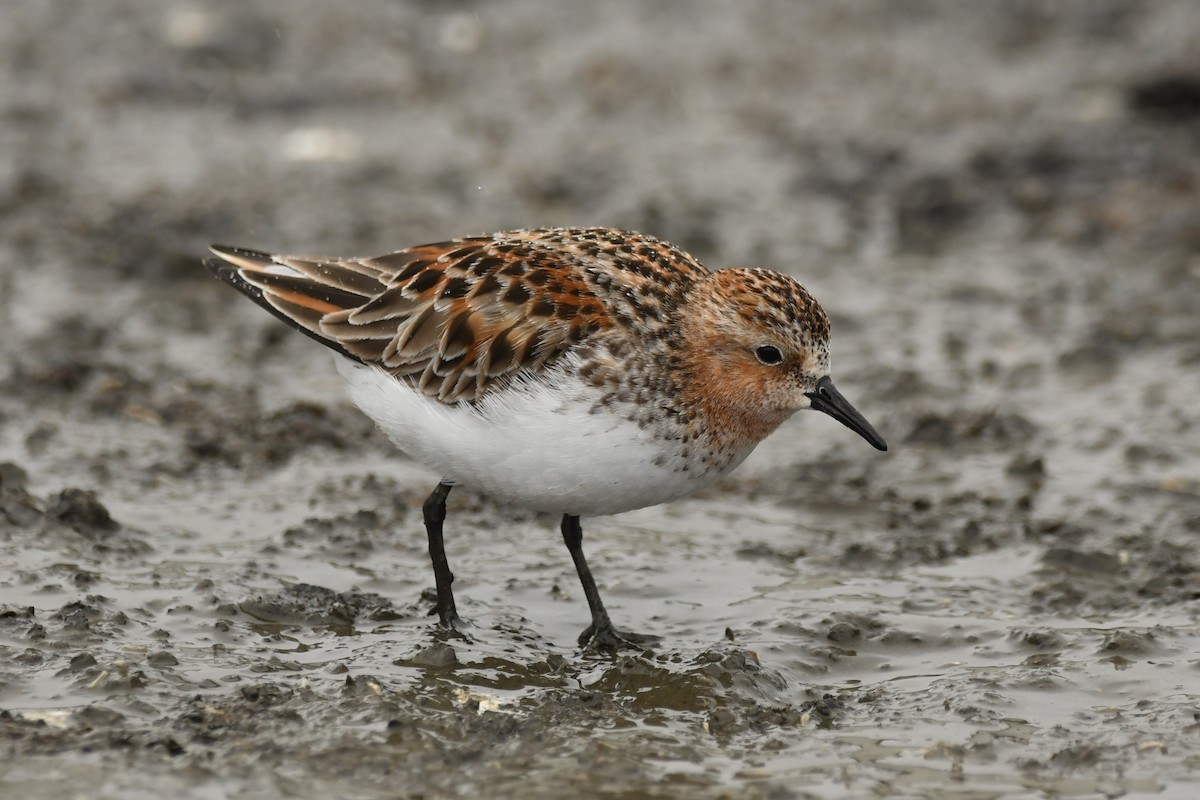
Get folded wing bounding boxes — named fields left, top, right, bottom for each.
left=204, top=234, right=612, bottom=404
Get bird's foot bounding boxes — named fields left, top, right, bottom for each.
left=578, top=622, right=659, bottom=652
left=427, top=604, right=463, bottom=629
left=425, top=605, right=475, bottom=644
left=421, top=589, right=463, bottom=630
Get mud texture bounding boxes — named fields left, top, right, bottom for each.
left=2, top=2, right=1200, bottom=798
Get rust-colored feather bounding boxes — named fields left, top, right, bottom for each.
left=204, top=228, right=710, bottom=404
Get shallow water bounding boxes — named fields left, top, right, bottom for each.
left=3, top=2, right=1200, bottom=798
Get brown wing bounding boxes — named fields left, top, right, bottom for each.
left=204, top=233, right=616, bottom=404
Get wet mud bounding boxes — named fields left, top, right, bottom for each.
left=2, top=2, right=1200, bottom=798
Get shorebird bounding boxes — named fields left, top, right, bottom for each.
left=204, top=227, right=886, bottom=648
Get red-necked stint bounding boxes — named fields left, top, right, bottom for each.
left=204, top=227, right=886, bottom=649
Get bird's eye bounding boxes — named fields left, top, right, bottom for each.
left=754, top=345, right=784, bottom=365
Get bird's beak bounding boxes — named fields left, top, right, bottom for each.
left=805, top=376, right=887, bottom=451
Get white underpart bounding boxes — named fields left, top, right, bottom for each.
left=336, top=355, right=753, bottom=516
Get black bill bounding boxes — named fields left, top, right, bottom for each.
left=805, top=376, right=887, bottom=451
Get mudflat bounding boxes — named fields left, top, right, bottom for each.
left=2, top=3, right=1198, bottom=798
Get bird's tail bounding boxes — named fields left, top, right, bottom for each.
left=203, top=244, right=394, bottom=363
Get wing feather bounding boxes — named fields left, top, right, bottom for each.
left=204, top=228, right=707, bottom=405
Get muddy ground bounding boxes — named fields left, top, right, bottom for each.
left=2, top=2, right=1200, bottom=798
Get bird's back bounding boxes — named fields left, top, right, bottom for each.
left=204, top=227, right=710, bottom=405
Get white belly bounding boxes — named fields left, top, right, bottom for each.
left=335, top=358, right=749, bottom=516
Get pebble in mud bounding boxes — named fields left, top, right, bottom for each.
left=48, top=488, right=119, bottom=536
left=239, top=583, right=404, bottom=627
left=404, top=643, right=459, bottom=668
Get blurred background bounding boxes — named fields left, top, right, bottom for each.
left=2, top=2, right=1199, bottom=798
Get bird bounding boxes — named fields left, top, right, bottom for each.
left=203, top=227, right=887, bottom=649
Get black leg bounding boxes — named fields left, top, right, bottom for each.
left=561, top=515, right=655, bottom=650
left=422, top=481, right=459, bottom=627
left=561, top=514, right=614, bottom=644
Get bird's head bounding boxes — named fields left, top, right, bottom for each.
left=680, top=268, right=887, bottom=452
